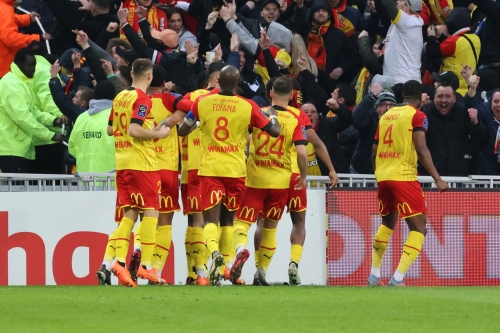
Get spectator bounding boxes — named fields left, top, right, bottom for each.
left=46, top=0, right=119, bottom=55
left=466, top=75, right=500, bottom=175
left=165, top=7, right=198, bottom=51
left=49, top=58, right=94, bottom=122
left=474, top=0, right=500, bottom=82
left=68, top=81, right=116, bottom=172
left=0, top=0, right=49, bottom=78
left=0, top=48, right=63, bottom=173
left=299, top=96, right=352, bottom=173
left=106, top=38, right=133, bottom=60
left=351, top=84, right=396, bottom=174
left=425, top=7, right=481, bottom=97
left=420, top=84, right=487, bottom=176
left=326, top=0, right=367, bottom=39
left=432, top=71, right=465, bottom=105
left=306, top=0, right=361, bottom=93
left=381, top=0, right=424, bottom=84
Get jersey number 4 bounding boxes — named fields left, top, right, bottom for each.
left=255, top=132, right=285, bottom=159
left=382, top=124, right=394, bottom=147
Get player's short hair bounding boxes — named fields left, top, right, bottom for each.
left=151, top=65, right=167, bottom=88
left=106, top=38, right=132, bottom=57
left=197, top=71, right=208, bottom=89
left=336, top=83, right=356, bottom=107
left=403, top=80, right=423, bottom=101
left=90, top=0, right=111, bottom=10
left=272, top=77, right=293, bottom=97
left=206, top=61, right=226, bottom=80
left=131, top=59, right=153, bottom=78
left=78, top=86, right=95, bottom=105
left=14, top=48, right=35, bottom=65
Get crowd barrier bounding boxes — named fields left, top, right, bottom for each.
left=1, top=173, right=499, bottom=286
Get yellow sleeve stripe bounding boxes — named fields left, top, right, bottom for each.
left=392, top=9, right=402, bottom=24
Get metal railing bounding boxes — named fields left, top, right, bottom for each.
left=1, top=173, right=500, bottom=192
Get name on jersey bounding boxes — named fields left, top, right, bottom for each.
left=382, top=114, right=400, bottom=121
left=115, top=140, right=132, bottom=149
left=255, top=159, right=284, bottom=168
left=378, top=151, right=401, bottom=159
left=114, top=100, right=131, bottom=109
left=82, top=131, right=102, bottom=139
left=207, top=144, right=239, bottom=153
left=213, top=104, right=236, bottom=113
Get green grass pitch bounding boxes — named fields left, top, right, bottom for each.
left=1, top=286, right=499, bottom=332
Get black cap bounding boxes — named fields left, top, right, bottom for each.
left=432, top=71, right=459, bottom=91
left=115, top=47, right=141, bottom=66
left=261, top=0, right=280, bottom=9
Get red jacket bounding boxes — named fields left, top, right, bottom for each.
left=0, top=0, right=41, bottom=77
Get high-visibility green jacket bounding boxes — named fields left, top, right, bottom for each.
left=0, top=62, right=56, bottom=160
left=32, top=55, right=63, bottom=146
left=68, top=100, right=115, bottom=172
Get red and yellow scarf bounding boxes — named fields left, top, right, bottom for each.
left=307, top=20, right=331, bottom=70
left=120, top=0, right=167, bottom=39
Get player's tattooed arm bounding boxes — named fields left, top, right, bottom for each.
left=264, top=107, right=281, bottom=138
left=178, top=111, right=198, bottom=136
left=158, top=110, right=187, bottom=129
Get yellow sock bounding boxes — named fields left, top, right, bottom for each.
left=184, top=226, right=195, bottom=278
left=103, top=227, right=119, bottom=263
left=152, top=225, right=172, bottom=271
left=220, top=226, right=234, bottom=269
left=396, top=231, right=425, bottom=277
left=371, top=224, right=393, bottom=277
left=191, top=227, right=206, bottom=269
left=254, top=250, right=259, bottom=268
left=115, top=217, right=135, bottom=263
left=204, top=243, right=211, bottom=266
left=133, top=221, right=142, bottom=250
left=204, top=223, right=219, bottom=255
left=233, top=220, right=250, bottom=250
left=290, top=244, right=303, bottom=265
left=259, top=228, right=277, bottom=270
left=140, top=216, right=158, bottom=267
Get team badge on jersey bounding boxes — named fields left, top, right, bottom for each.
left=138, top=104, right=148, bottom=117
left=302, top=126, right=308, bottom=139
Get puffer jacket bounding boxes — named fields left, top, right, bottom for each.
left=0, top=62, right=56, bottom=160
left=0, top=0, right=40, bottom=77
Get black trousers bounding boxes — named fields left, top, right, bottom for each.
left=0, top=156, right=30, bottom=173
left=28, top=143, right=65, bottom=174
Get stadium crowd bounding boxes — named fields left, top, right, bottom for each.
left=0, top=0, right=500, bottom=176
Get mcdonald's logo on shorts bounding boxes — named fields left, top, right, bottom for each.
left=188, top=196, right=199, bottom=210
left=289, top=197, right=301, bottom=209
left=240, top=206, right=255, bottom=221
left=130, top=193, right=145, bottom=206
left=397, top=202, right=412, bottom=216
left=226, top=196, right=237, bottom=208
left=210, top=190, right=223, bottom=204
left=266, top=207, right=282, bottom=219
left=160, top=195, right=174, bottom=209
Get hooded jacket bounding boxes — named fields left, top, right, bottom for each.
left=68, top=99, right=115, bottom=172
left=0, top=62, right=56, bottom=160
left=0, top=0, right=41, bottom=78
